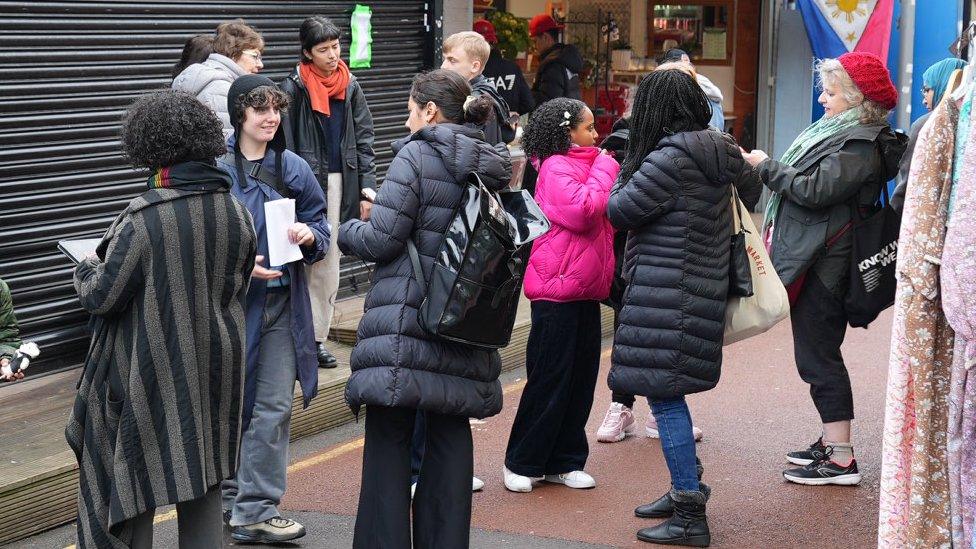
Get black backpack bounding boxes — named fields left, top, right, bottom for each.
left=406, top=173, right=549, bottom=349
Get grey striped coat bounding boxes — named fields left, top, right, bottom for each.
left=65, top=167, right=256, bottom=548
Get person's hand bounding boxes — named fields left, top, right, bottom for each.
left=0, top=358, right=24, bottom=382
left=741, top=149, right=769, bottom=167
left=360, top=200, right=373, bottom=221
left=287, top=223, right=315, bottom=247
left=251, top=255, right=283, bottom=280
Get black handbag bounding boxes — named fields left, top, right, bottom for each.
left=844, top=183, right=901, bottom=328
left=406, top=174, right=550, bottom=349
left=729, top=184, right=754, bottom=298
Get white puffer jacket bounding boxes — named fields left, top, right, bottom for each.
left=172, top=53, right=247, bottom=138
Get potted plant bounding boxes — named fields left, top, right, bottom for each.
left=487, top=11, right=530, bottom=61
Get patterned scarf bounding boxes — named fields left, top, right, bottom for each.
left=148, top=167, right=172, bottom=188
left=763, top=107, right=864, bottom=233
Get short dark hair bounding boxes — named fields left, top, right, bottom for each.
left=300, top=16, right=342, bottom=63
left=213, top=19, right=264, bottom=61
left=232, top=85, right=290, bottom=127
left=521, top=98, right=588, bottom=161
left=120, top=90, right=226, bottom=170
left=171, top=34, right=214, bottom=79
left=409, top=69, right=493, bottom=125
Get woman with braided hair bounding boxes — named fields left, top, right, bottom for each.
left=502, top=97, right=620, bottom=493
left=608, top=69, right=759, bottom=547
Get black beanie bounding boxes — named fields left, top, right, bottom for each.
left=227, top=74, right=287, bottom=152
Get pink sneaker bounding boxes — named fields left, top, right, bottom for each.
left=646, top=416, right=703, bottom=442
left=597, top=402, right=636, bottom=442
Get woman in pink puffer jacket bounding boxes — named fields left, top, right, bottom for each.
left=503, top=98, right=620, bottom=493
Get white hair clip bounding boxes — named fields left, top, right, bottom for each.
left=463, top=94, right=477, bottom=111
left=559, top=110, right=571, bottom=127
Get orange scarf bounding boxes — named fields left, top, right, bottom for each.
left=299, top=59, right=351, bottom=117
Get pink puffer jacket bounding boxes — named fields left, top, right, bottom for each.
left=524, top=146, right=620, bottom=302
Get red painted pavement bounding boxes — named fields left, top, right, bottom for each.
left=283, top=309, right=892, bottom=547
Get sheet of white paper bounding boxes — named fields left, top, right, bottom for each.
left=264, top=198, right=304, bottom=267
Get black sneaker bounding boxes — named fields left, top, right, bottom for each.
left=786, top=437, right=827, bottom=466
left=783, top=452, right=862, bottom=486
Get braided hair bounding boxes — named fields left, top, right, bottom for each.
left=521, top=98, right=588, bottom=162
left=619, top=70, right=712, bottom=183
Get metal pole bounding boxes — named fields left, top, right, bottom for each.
left=896, top=0, right=916, bottom=128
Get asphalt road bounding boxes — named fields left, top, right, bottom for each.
left=16, top=307, right=892, bottom=548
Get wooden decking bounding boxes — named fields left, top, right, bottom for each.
left=0, top=296, right=615, bottom=544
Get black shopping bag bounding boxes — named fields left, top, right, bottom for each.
left=844, top=185, right=901, bottom=328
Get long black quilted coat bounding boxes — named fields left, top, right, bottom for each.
left=337, top=123, right=512, bottom=418
left=607, top=130, right=760, bottom=400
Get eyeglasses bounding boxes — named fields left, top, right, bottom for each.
left=241, top=49, right=263, bottom=61
left=921, top=85, right=932, bottom=93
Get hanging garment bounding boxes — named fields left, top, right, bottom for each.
left=942, top=88, right=976, bottom=549
left=878, top=99, right=958, bottom=549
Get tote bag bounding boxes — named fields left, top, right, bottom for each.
left=724, top=194, right=790, bottom=345
left=844, top=184, right=900, bottom=328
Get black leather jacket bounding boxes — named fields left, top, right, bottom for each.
left=280, top=66, right=376, bottom=222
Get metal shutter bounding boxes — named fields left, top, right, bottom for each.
left=0, top=1, right=432, bottom=377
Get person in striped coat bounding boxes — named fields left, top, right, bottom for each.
left=65, top=90, right=256, bottom=548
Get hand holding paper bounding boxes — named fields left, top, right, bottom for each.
left=264, top=199, right=305, bottom=266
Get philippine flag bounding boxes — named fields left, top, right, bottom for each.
left=796, top=0, right=894, bottom=60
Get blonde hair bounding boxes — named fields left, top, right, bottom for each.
left=816, top=58, right=889, bottom=124
left=443, top=31, right=490, bottom=66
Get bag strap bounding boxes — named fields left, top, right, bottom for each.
left=220, top=152, right=292, bottom=199
left=730, top=184, right=746, bottom=234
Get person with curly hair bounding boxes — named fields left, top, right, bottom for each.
left=65, top=90, right=256, bottom=548
left=217, top=75, right=329, bottom=544
left=173, top=19, right=264, bottom=137
left=502, top=98, right=619, bottom=493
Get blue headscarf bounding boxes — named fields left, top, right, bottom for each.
left=923, top=58, right=967, bottom=108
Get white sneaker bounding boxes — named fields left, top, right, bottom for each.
left=543, top=470, right=596, bottom=489
left=646, top=416, right=704, bottom=442
left=503, top=466, right=536, bottom=492
left=472, top=476, right=484, bottom=492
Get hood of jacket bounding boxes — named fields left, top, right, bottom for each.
left=657, top=129, right=743, bottom=186
left=696, top=74, right=724, bottom=103
left=470, top=74, right=512, bottom=124
left=172, top=53, right=247, bottom=96
left=539, top=43, right=584, bottom=73
left=394, top=123, right=513, bottom=191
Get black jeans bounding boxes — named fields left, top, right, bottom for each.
left=354, top=405, right=472, bottom=549
left=790, top=274, right=854, bottom=423
left=505, top=300, right=602, bottom=477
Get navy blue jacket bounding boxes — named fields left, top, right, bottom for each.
left=218, top=142, right=329, bottom=428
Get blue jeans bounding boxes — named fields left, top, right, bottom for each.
left=649, top=397, right=699, bottom=492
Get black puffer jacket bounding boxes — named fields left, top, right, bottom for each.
left=607, top=130, right=760, bottom=399
left=337, top=123, right=512, bottom=418
left=532, top=43, right=583, bottom=104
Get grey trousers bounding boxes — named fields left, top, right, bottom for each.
left=221, top=289, right=297, bottom=526
left=306, top=172, right=342, bottom=342
left=130, top=487, right=222, bottom=549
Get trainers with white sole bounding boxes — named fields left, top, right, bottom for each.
left=503, top=466, right=537, bottom=492
left=231, top=516, right=306, bottom=543
left=646, top=416, right=703, bottom=442
left=597, top=402, right=636, bottom=443
left=543, top=470, right=596, bottom=489
left=472, top=476, right=484, bottom=492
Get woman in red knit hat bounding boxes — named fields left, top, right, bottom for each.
left=741, top=51, right=906, bottom=486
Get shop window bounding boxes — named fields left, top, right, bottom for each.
left=648, top=1, right=734, bottom=66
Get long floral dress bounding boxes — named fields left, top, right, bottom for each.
left=942, top=87, right=976, bottom=549
left=877, top=99, right=958, bottom=549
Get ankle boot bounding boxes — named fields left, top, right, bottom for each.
left=634, top=471, right=708, bottom=519
left=636, top=489, right=710, bottom=547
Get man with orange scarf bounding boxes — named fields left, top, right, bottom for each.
left=281, top=16, right=376, bottom=369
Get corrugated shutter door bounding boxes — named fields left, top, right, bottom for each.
left=0, top=1, right=431, bottom=376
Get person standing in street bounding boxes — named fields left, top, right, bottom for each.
left=442, top=30, right=516, bottom=144
left=502, top=98, right=619, bottom=494
left=280, top=15, right=377, bottom=369
left=66, top=90, right=256, bottom=548
left=339, top=69, right=511, bottom=549
left=218, top=75, right=329, bottom=544
left=528, top=14, right=583, bottom=104
left=742, top=52, right=905, bottom=486
left=608, top=69, right=760, bottom=547
left=172, top=19, right=265, bottom=137
left=472, top=19, right=535, bottom=116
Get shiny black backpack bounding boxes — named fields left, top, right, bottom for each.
left=406, top=173, right=549, bottom=349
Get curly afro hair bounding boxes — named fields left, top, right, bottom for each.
left=521, top=98, right=589, bottom=162
left=120, top=90, right=227, bottom=171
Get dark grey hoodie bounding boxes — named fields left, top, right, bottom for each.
left=532, top=43, right=584, bottom=105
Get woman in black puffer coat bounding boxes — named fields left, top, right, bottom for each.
left=337, top=69, right=511, bottom=549
left=607, top=69, right=759, bottom=547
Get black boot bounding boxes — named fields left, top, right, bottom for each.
left=317, top=342, right=337, bottom=368
left=636, top=489, right=710, bottom=547
left=635, top=460, right=706, bottom=519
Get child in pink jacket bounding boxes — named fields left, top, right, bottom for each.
left=503, top=98, right=620, bottom=493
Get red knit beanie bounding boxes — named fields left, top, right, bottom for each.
left=837, top=52, right=898, bottom=110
